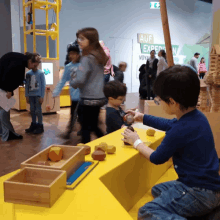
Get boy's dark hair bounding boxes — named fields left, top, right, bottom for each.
left=119, top=62, right=127, bottom=69
left=25, top=52, right=41, bottom=63
left=68, top=45, right=80, bottom=54
left=104, top=80, right=127, bottom=99
left=159, top=49, right=167, bottom=60
left=153, top=65, right=200, bottom=111
left=194, top=52, right=200, bottom=56
left=150, top=50, right=156, bottom=54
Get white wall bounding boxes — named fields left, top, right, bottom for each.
left=11, top=0, right=21, bottom=52
left=18, top=0, right=212, bottom=92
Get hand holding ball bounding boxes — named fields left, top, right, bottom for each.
left=124, top=126, right=135, bottom=145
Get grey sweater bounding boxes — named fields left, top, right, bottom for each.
left=189, top=57, right=198, bottom=72
left=70, top=55, right=105, bottom=100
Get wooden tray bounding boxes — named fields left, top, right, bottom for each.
left=4, top=167, right=66, bottom=207
left=21, top=145, right=85, bottom=179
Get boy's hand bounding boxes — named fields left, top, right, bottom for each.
left=121, top=128, right=140, bottom=145
left=126, top=110, right=144, bottom=123
left=121, top=124, right=126, bottom=128
left=26, top=97, right=30, bottom=104
left=39, top=97, right=43, bottom=104
left=6, top=92, right=12, bottom=99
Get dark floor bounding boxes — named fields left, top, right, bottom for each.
left=0, top=107, right=107, bottom=177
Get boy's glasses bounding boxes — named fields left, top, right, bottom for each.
left=154, top=97, right=161, bottom=105
left=77, top=38, right=83, bottom=42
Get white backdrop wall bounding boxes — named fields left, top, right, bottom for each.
left=17, top=0, right=212, bottom=92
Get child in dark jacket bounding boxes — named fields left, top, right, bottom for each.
left=122, top=65, right=220, bottom=219
left=104, top=80, right=128, bottom=134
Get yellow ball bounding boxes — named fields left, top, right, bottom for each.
left=106, top=145, right=116, bottom=154
left=147, top=129, right=156, bottom=136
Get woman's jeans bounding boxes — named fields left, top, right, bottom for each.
left=138, top=180, right=220, bottom=220
left=29, top=96, right=43, bottom=124
left=0, top=106, right=19, bottom=141
left=66, top=100, right=79, bottom=133
left=77, top=104, right=104, bottom=144
left=104, top=74, right=111, bottom=104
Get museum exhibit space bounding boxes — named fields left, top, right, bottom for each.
left=0, top=0, right=220, bottom=219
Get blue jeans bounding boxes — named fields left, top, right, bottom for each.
left=104, top=74, right=110, bottom=105
left=138, top=180, right=220, bottom=220
left=0, top=106, right=20, bottom=141
left=29, top=96, right=43, bottom=124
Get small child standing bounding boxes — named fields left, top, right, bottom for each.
left=104, top=80, right=128, bottom=134
left=53, top=42, right=81, bottom=139
left=25, top=55, right=46, bottom=134
left=113, top=62, right=127, bottom=84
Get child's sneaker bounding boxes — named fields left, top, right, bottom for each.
left=33, top=124, right=44, bottom=134
left=25, top=122, right=37, bottom=133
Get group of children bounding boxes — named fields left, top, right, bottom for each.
left=21, top=27, right=220, bottom=219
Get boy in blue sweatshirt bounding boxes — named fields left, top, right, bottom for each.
left=53, top=43, right=81, bottom=139
left=122, top=65, right=220, bottom=219
left=25, top=55, right=46, bottom=134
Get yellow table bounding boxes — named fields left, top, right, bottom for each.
left=0, top=128, right=172, bottom=220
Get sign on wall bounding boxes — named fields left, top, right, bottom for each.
left=140, top=43, right=179, bottom=56
left=150, top=2, right=160, bottom=9
left=137, top=33, right=154, bottom=44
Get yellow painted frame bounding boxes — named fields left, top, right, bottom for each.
left=22, top=0, right=60, bottom=60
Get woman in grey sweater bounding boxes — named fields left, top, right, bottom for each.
left=70, top=27, right=108, bottom=144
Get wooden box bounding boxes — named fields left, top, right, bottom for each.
left=4, top=167, right=66, bottom=207
left=21, top=145, right=85, bottom=179
left=144, top=100, right=176, bottom=119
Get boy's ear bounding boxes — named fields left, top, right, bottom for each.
left=108, top=97, right=114, bottom=101
left=169, top=98, right=175, bottom=105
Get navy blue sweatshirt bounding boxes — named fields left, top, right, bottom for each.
left=106, top=106, right=128, bottom=134
left=144, top=109, right=220, bottom=191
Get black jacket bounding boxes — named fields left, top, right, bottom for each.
left=146, top=58, right=158, bottom=79
left=0, top=52, right=28, bottom=93
left=113, top=65, right=124, bottom=83
left=139, top=64, right=148, bottom=97
left=139, top=64, right=146, bottom=84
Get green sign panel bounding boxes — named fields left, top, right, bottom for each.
left=150, top=2, right=160, bottom=9
left=140, top=43, right=179, bottom=56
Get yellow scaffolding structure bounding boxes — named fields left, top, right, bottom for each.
left=23, top=0, right=61, bottom=60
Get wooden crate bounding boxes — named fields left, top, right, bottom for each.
left=21, top=145, right=85, bottom=179
left=144, top=100, right=176, bottom=119
left=4, top=167, right=66, bottom=207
